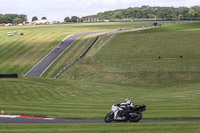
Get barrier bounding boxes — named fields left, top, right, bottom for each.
left=0, top=74, right=18, bottom=78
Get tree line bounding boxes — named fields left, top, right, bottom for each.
left=85, top=5, right=200, bottom=20
left=0, top=14, right=27, bottom=24
left=32, top=16, right=47, bottom=21
left=64, top=16, right=79, bottom=22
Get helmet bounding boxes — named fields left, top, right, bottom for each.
left=125, top=98, right=131, bottom=103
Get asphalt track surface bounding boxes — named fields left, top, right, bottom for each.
left=0, top=118, right=200, bottom=124
left=24, top=27, right=151, bottom=77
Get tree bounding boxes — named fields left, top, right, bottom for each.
left=42, top=17, right=47, bottom=20
left=32, top=16, right=38, bottom=21
left=18, top=14, right=27, bottom=22
left=191, top=6, right=200, bottom=17
left=64, top=17, right=71, bottom=22
left=0, top=14, right=5, bottom=23
left=84, top=5, right=200, bottom=19
left=178, top=14, right=184, bottom=19
left=13, top=17, right=23, bottom=24
left=71, top=16, right=79, bottom=22
left=5, top=14, right=17, bottom=23
left=188, top=9, right=196, bottom=17
left=0, top=14, right=27, bottom=24
left=147, top=14, right=157, bottom=18
left=177, top=7, right=189, bottom=17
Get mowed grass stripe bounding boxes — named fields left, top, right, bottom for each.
left=0, top=34, right=33, bottom=61
left=0, top=31, right=38, bottom=74
left=0, top=78, right=199, bottom=120
left=0, top=122, right=199, bottom=133
left=0, top=31, right=68, bottom=75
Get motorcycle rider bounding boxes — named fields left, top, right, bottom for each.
left=114, top=98, right=134, bottom=120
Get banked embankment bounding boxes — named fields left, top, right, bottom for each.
left=54, top=27, right=152, bottom=78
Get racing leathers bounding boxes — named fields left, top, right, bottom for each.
left=114, top=102, right=134, bottom=120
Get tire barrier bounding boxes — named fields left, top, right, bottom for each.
left=0, top=74, right=18, bottom=78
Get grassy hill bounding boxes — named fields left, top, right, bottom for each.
left=0, top=22, right=199, bottom=120
left=0, top=22, right=199, bottom=132
left=0, top=22, right=150, bottom=76
left=59, top=22, right=200, bottom=85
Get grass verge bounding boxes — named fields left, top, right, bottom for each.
left=0, top=78, right=199, bottom=120
left=0, top=122, right=199, bottom=133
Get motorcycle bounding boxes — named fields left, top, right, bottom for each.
left=104, top=104, right=146, bottom=122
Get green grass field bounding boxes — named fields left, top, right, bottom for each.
left=0, top=122, right=199, bottom=133
left=0, top=78, right=199, bottom=120
left=0, top=22, right=200, bottom=132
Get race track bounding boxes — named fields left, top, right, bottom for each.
left=0, top=117, right=199, bottom=124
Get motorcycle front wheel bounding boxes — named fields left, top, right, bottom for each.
left=104, top=112, right=114, bottom=122
left=129, top=112, right=142, bottom=122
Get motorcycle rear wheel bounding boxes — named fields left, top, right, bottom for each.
left=104, top=112, right=114, bottom=122
left=129, top=112, right=142, bottom=122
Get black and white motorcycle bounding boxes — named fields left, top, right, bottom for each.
left=104, top=104, right=146, bottom=122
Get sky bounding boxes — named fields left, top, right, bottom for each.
left=0, top=0, right=199, bottom=22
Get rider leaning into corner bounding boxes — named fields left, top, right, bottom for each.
left=114, top=98, right=134, bottom=120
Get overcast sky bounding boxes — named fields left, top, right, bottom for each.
left=0, top=0, right=199, bottom=21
